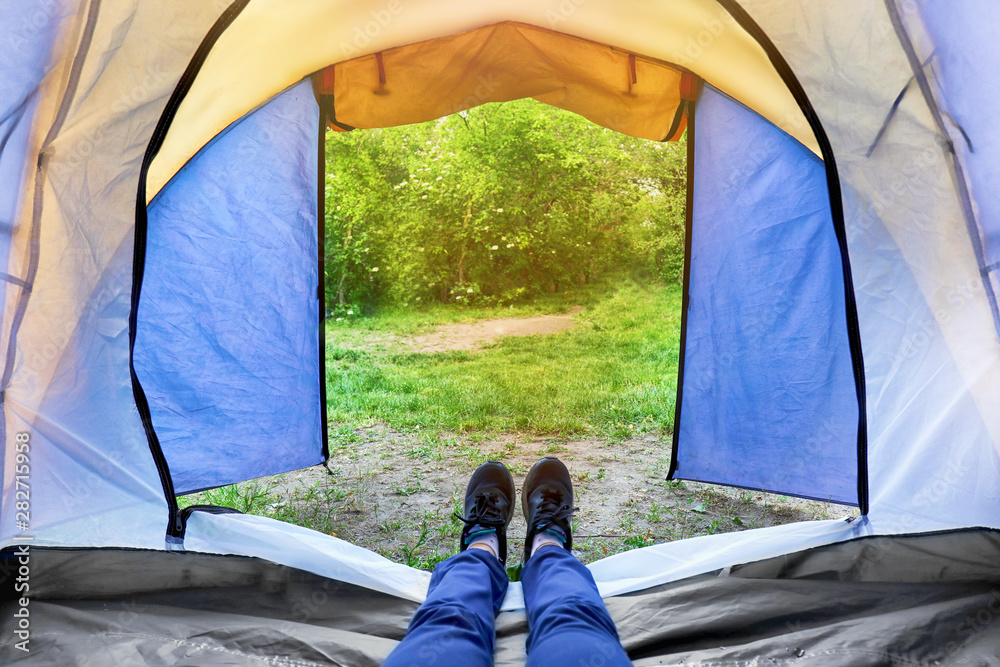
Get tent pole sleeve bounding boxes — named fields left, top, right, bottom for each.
left=667, top=103, right=696, bottom=482
left=1, top=0, right=102, bottom=391
left=883, top=0, right=1000, bottom=342
left=314, top=78, right=330, bottom=461
left=131, top=0, right=253, bottom=540
left=714, top=0, right=869, bottom=514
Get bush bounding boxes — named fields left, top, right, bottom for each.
left=324, top=99, right=686, bottom=312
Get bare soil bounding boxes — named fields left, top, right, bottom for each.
left=259, top=314, right=852, bottom=568
left=268, top=429, right=848, bottom=568
left=400, top=306, right=583, bottom=353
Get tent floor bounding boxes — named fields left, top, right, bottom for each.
left=2, top=528, right=998, bottom=665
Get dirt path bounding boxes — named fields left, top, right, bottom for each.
left=403, top=307, right=584, bottom=352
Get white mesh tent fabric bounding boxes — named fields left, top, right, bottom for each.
left=1, top=1, right=999, bottom=664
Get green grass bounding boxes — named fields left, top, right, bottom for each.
left=326, top=279, right=682, bottom=438
left=177, top=279, right=707, bottom=567
left=326, top=277, right=624, bottom=338
left=177, top=477, right=281, bottom=514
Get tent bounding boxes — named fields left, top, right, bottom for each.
left=2, top=0, right=999, bottom=663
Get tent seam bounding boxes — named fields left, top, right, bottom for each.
left=130, top=0, right=255, bottom=540
left=667, top=99, right=696, bottom=482
left=714, top=0, right=869, bottom=515
left=883, top=0, right=1000, bottom=342
left=0, top=0, right=103, bottom=395
left=312, top=76, right=330, bottom=461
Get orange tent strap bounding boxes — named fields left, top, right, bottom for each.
left=376, top=52, right=386, bottom=86
left=680, top=72, right=700, bottom=102
left=320, top=66, right=336, bottom=95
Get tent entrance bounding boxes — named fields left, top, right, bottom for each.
left=130, top=7, right=868, bottom=541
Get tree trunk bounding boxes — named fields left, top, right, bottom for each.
left=456, top=202, right=473, bottom=286
left=337, top=223, right=353, bottom=306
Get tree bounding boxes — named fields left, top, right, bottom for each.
left=324, top=98, right=686, bottom=313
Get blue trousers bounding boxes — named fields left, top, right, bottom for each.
left=382, top=545, right=631, bottom=666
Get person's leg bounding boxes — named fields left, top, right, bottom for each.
left=383, top=461, right=517, bottom=667
left=383, top=548, right=508, bottom=667
left=521, top=545, right=631, bottom=667
left=520, top=458, right=631, bottom=667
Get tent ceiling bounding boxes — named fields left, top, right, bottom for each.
left=319, top=22, right=694, bottom=142
left=145, top=0, right=820, bottom=203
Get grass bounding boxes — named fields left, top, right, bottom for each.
left=326, top=279, right=682, bottom=438
left=177, top=478, right=282, bottom=515
left=326, top=278, right=624, bottom=338
left=177, top=278, right=846, bottom=569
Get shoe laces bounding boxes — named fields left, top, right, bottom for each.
left=531, top=488, right=577, bottom=534
left=455, top=491, right=509, bottom=529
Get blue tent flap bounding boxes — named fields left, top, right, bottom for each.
left=134, top=80, right=324, bottom=494
left=671, top=85, right=859, bottom=505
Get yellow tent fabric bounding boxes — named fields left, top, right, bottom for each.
left=145, top=0, right=819, bottom=202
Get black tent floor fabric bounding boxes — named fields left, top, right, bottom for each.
left=2, top=529, right=998, bottom=666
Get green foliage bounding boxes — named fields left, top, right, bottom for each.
left=177, top=479, right=278, bottom=515
left=326, top=281, right=681, bottom=436
left=398, top=517, right=446, bottom=569
left=622, top=532, right=654, bottom=551
left=324, top=100, right=686, bottom=312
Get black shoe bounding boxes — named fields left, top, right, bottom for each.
left=522, top=457, right=576, bottom=563
left=457, top=461, right=516, bottom=563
